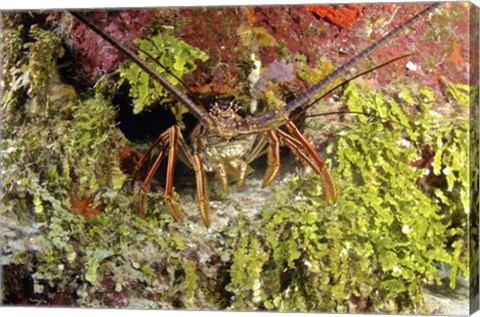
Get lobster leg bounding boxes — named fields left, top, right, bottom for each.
left=236, top=160, right=248, bottom=189
left=276, top=121, right=337, bottom=204
left=216, top=164, right=229, bottom=193
left=138, top=126, right=186, bottom=222
left=132, top=132, right=169, bottom=185
left=164, top=126, right=184, bottom=222
left=139, top=140, right=168, bottom=219
left=246, top=135, right=268, bottom=164
left=262, top=131, right=281, bottom=188
left=193, top=153, right=210, bottom=227
left=235, top=134, right=269, bottom=189
left=176, top=130, right=210, bottom=227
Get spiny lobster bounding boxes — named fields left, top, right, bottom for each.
left=69, top=3, right=441, bottom=227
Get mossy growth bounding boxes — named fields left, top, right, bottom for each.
left=224, top=80, right=472, bottom=313
left=118, top=32, right=209, bottom=118
left=0, top=13, right=473, bottom=313
left=0, top=17, right=207, bottom=308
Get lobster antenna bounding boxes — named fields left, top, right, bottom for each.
left=305, top=110, right=409, bottom=130
left=248, top=2, right=441, bottom=130
left=291, top=53, right=413, bottom=121
left=68, top=11, right=214, bottom=128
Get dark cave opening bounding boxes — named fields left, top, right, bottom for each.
left=115, top=95, right=194, bottom=144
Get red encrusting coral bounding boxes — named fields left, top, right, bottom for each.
left=69, top=10, right=157, bottom=84
left=305, top=4, right=365, bottom=28
left=450, top=42, right=466, bottom=65
left=70, top=195, right=104, bottom=218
